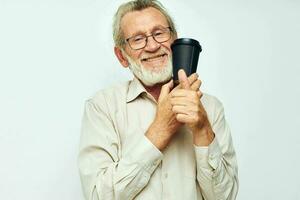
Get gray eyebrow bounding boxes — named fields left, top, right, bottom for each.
left=130, top=25, right=168, bottom=37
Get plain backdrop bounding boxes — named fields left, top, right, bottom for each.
left=0, top=0, right=299, bottom=199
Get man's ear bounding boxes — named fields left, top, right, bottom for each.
left=114, top=47, right=129, bottom=68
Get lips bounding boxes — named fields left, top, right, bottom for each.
left=141, top=53, right=167, bottom=62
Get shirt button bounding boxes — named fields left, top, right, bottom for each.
left=164, top=173, right=168, bottom=179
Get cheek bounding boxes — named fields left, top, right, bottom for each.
left=161, top=42, right=172, bottom=54
left=136, top=51, right=144, bottom=60
left=126, top=48, right=143, bottom=60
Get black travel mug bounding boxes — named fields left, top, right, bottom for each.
left=171, top=38, right=202, bottom=84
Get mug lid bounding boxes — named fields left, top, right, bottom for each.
left=172, top=38, right=201, bottom=48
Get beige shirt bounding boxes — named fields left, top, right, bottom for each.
left=78, top=77, right=238, bottom=200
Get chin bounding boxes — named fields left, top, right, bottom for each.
left=125, top=51, right=173, bottom=86
left=139, top=63, right=172, bottom=86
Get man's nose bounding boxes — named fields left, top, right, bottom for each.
left=144, top=36, right=160, bottom=52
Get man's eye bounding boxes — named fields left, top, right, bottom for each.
left=154, top=31, right=164, bottom=36
left=133, top=36, right=144, bottom=42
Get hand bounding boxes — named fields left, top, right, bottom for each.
left=170, top=69, right=211, bottom=135
left=146, top=73, right=200, bottom=150
left=155, top=72, right=203, bottom=135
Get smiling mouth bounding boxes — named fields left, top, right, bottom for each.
left=141, top=53, right=168, bottom=62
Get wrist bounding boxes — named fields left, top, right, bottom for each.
left=145, top=121, right=173, bottom=150
left=192, top=123, right=215, bottom=146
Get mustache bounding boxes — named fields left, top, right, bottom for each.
left=140, top=49, right=170, bottom=61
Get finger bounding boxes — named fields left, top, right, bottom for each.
left=172, top=104, right=200, bottom=113
left=190, top=79, right=201, bottom=91
left=172, top=105, right=190, bottom=115
left=170, top=97, right=196, bottom=106
left=171, top=89, right=199, bottom=99
left=187, top=73, right=198, bottom=86
left=197, top=90, right=203, bottom=98
left=178, top=69, right=191, bottom=90
left=175, top=113, right=196, bottom=124
left=173, top=72, right=198, bottom=90
left=158, top=79, right=173, bottom=103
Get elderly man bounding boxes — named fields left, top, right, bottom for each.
left=78, top=0, right=238, bottom=199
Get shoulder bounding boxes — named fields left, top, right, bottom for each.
left=201, top=93, right=223, bottom=110
left=86, top=80, right=131, bottom=111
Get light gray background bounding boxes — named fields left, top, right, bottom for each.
left=0, top=0, right=299, bottom=199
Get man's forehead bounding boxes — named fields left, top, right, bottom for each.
left=121, top=7, right=169, bottom=36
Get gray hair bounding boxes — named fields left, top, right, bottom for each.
left=112, top=0, right=177, bottom=48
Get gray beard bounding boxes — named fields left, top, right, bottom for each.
left=124, top=53, right=173, bottom=86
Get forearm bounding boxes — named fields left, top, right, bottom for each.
left=79, top=99, right=165, bottom=200
left=192, top=123, right=215, bottom=147
left=79, top=134, right=163, bottom=200
left=145, top=121, right=174, bottom=151
left=194, top=137, right=238, bottom=200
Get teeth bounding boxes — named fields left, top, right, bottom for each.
left=143, top=54, right=165, bottom=62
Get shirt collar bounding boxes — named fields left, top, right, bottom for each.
left=126, top=77, right=147, bottom=103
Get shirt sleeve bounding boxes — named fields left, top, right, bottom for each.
left=78, top=99, right=163, bottom=200
left=194, top=98, right=239, bottom=200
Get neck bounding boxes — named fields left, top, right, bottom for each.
left=142, top=82, right=167, bottom=102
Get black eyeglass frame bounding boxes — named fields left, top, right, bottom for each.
left=125, top=27, right=172, bottom=50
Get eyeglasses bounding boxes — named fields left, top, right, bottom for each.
left=125, top=27, right=172, bottom=50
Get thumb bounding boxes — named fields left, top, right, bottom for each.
left=158, top=79, right=173, bottom=102
left=178, top=69, right=191, bottom=90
